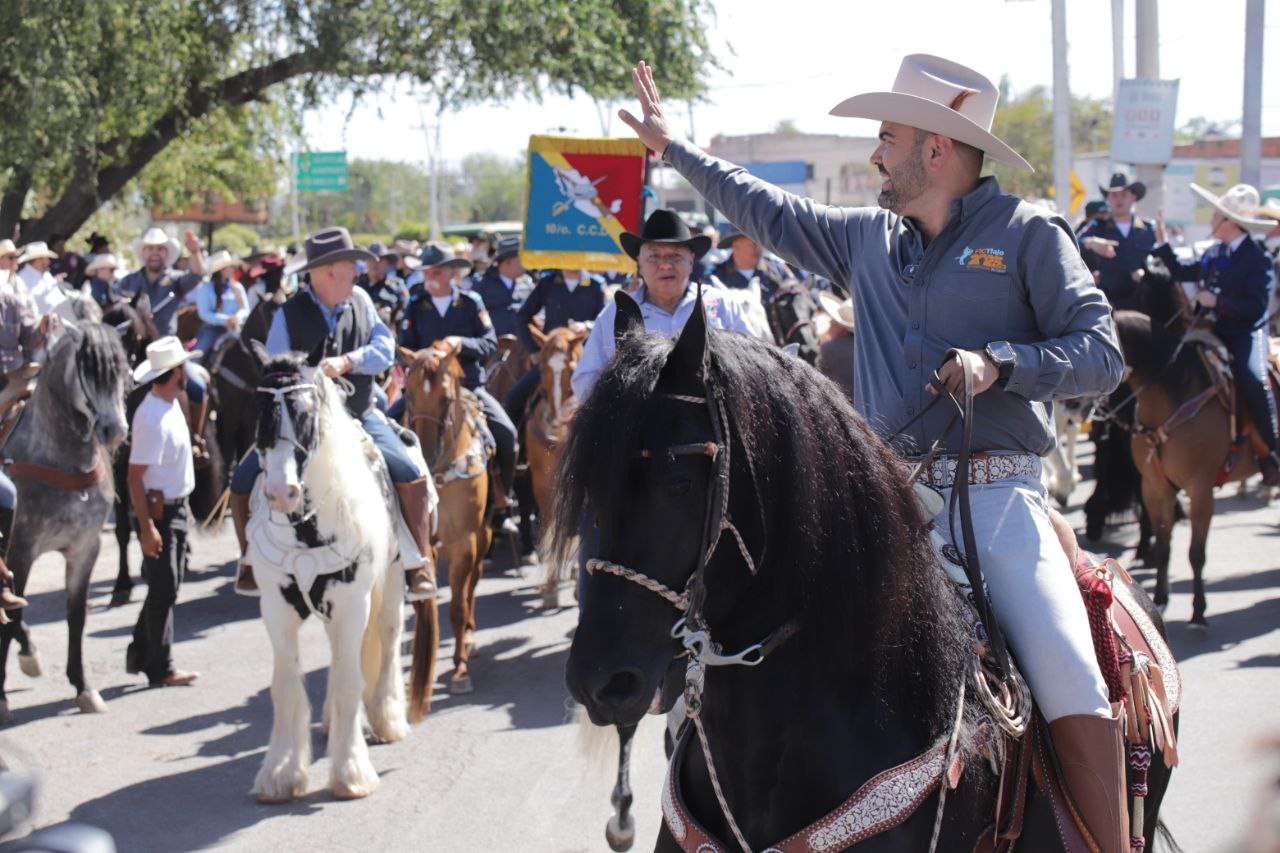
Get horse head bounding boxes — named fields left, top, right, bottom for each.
left=398, top=341, right=464, bottom=467
left=250, top=340, right=327, bottom=514
left=1135, top=254, right=1194, bottom=329
left=45, top=323, right=130, bottom=450
left=529, top=324, right=587, bottom=422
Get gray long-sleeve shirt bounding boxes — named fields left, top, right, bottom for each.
left=665, top=139, right=1123, bottom=456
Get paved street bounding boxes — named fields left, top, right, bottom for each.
left=1, top=444, right=1278, bottom=852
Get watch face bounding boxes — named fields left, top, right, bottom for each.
left=988, top=341, right=1015, bottom=364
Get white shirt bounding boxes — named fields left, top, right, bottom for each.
left=431, top=294, right=452, bottom=316
left=129, top=393, right=194, bottom=500
left=18, top=266, right=64, bottom=316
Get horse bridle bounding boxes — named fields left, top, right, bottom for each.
left=255, top=375, right=320, bottom=467
left=404, top=360, right=463, bottom=471
left=584, top=377, right=797, bottom=853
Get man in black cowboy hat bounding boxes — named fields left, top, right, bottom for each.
left=394, top=242, right=521, bottom=535
left=572, top=209, right=762, bottom=398
left=473, top=236, right=530, bottom=340
left=1078, top=170, right=1156, bottom=311
left=227, top=226, right=437, bottom=600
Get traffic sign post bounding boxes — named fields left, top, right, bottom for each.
left=294, top=151, right=349, bottom=192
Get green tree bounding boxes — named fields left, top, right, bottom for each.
left=454, top=153, right=526, bottom=222
left=1, top=0, right=717, bottom=240
left=988, top=80, right=1113, bottom=199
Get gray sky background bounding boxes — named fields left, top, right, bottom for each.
left=303, top=0, right=1278, bottom=166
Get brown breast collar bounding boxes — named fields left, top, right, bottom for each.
left=661, top=724, right=965, bottom=853
left=6, top=459, right=106, bottom=492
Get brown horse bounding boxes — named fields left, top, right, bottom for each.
left=1113, top=262, right=1267, bottom=627
left=483, top=334, right=529, bottom=406
left=399, top=343, right=493, bottom=694
left=523, top=325, right=587, bottom=606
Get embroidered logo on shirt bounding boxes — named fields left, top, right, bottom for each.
left=955, top=246, right=1007, bottom=272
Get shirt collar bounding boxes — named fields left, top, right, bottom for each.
left=948, top=175, right=1003, bottom=223
left=634, top=280, right=696, bottom=313
left=1226, top=233, right=1248, bottom=253
left=305, top=286, right=348, bottom=318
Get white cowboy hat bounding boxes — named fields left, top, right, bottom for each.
left=817, top=290, right=854, bottom=332
left=829, top=54, right=1033, bottom=172
left=131, top=227, right=181, bottom=268
left=84, top=253, right=126, bottom=278
left=133, top=335, right=200, bottom=385
left=0, top=239, right=18, bottom=259
left=16, top=241, right=58, bottom=265
left=206, top=250, right=242, bottom=276
left=1188, top=183, right=1275, bottom=231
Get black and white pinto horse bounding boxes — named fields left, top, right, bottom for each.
left=247, top=346, right=436, bottom=802
left=0, top=324, right=130, bottom=718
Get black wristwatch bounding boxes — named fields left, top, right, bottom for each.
left=984, top=340, right=1016, bottom=382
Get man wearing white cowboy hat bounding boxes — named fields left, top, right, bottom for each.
left=16, top=241, right=66, bottom=317
left=620, top=56, right=1129, bottom=849
left=125, top=336, right=200, bottom=687
left=815, top=289, right=855, bottom=402
left=0, top=240, right=24, bottom=302
left=1079, top=170, right=1157, bottom=311
left=1151, top=183, right=1280, bottom=484
left=228, top=226, right=436, bottom=601
left=84, top=253, right=127, bottom=307
left=192, top=250, right=249, bottom=361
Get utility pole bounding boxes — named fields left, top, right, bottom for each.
left=1051, top=0, right=1072, bottom=218
left=1111, top=0, right=1124, bottom=109
left=1134, top=0, right=1163, bottom=213
left=1241, top=0, right=1264, bottom=188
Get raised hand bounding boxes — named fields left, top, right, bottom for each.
left=617, top=61, right=677, bottom=155
left=1155, top=208, right=1167, bottom=245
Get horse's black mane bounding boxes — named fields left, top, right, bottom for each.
left=551, top=329, right=975, bottom=747
left=1113, top=314, right=1205, bottom=403
left=73, top=322, right=129, bottom=393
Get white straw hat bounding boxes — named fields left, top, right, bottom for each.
left=16, top=241, right=58, bottom=265
left=133, top=336, right=200, bottom=385
left=131, top=227, right=181, bottom=268
left=1189, top=183, right=1275, bottom=231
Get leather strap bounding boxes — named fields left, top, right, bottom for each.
left=6, top=459, right=106, bottom=492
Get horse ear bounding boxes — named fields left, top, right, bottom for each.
left=248, top=339, right=270, bottom=371
left=660, top=286, right=708, bottom=387
left=305, top=338, right=326, bottom=368
left=397, top=345, right=418, bottom=365
left=614, top=290, right=644, bottom=346
left=529, top=324, right=549, bottom=349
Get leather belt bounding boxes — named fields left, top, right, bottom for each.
left=904, top=451, right=1040, bottom=489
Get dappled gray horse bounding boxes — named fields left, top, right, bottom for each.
left=1, top=323, right=129, bottom=718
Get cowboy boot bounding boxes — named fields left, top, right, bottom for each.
left=0, top=506, right=28, bottom=613
left=1049, top=712, right=1130, bottom=853
left=489, top=476, right=520, bottom=536
left=230, top=492, right=259, bottom=597
left=1259, top=452, right=1280, bottom=488
left=393, top=478, right=437, bottom=602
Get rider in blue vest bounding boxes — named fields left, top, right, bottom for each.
left=396, top=242, right=520, bottom=534
left=503, top=268, right=606, bottom=420
left=472, top=236, right=529, bottom=340
left=227, top=227, right=436, bottom=600
left=1150, top=182, right=1280, bottom=485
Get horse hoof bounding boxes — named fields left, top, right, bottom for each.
left=449, top=673, right=473, bottom=695
left=255, top=793, right=296, bottom=805
left=606, top=813, right=636, bottom=851
left=542, top=587, right=560, bottom=609
left=108, top=590, right=131, bottom=607
left=0, top=699, right=9, bottom=724
left=18, top=653, right=42, bottom=678
left=1189, top=617, right=1209, bottom=634
left=75, top=690, right=108, bottom=714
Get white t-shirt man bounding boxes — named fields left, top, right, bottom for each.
left=130, top=393, right=194, bottom=500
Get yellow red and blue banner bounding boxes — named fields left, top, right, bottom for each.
left=521, top=135, right=648, bottom=273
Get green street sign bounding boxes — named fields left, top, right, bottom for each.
left=295, top=151, right=348, bottom=192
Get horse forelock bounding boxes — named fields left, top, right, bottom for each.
left=552, top=329, right=973, bottom=745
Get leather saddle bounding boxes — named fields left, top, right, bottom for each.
left=976, top=549, right=1180, bottom=852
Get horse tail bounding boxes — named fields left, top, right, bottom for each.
left=1153, top=819, right=1182, bottom=852
left=408, top=597, right=439, bottom=722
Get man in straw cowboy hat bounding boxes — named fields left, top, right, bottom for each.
left=1078, top=170, right=1157, bottom=311
left=84, top=252, right=127, bottom=307
left=15, top=241, right=65, bottom=317
left=0, top=240, right=24, bottom=302
left=227, top=227, right=436, bottom=601
left=815, top=289, right=855, bottom=402
left=1150, top=183, right=1280, bottom=485
left=619, top=56, right=1129, bottom=849
left=126, top=336, right=201, bottom=687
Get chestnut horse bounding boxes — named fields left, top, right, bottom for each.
left=523, top=325, right=587, bottom=606
left=399, top=343, right=493, bottom=694
left=1113, top=260, right=1266, bottom=627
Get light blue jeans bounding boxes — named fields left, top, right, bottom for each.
left=932, top=466, right=1110, bottom=722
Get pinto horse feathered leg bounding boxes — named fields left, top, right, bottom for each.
left=253, top=589, right=310, bottom=803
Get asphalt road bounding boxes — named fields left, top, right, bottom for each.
left=0, top=444, right=1277, bottom=852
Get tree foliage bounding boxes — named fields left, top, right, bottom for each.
left=988, top=80, right=1113, bottom=199
left=1, top=0, right=717, bottom=240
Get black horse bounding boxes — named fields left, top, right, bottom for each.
left=553, top=294, right=1176, bottom=850
left=765, top=282, right=820, bottom=365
